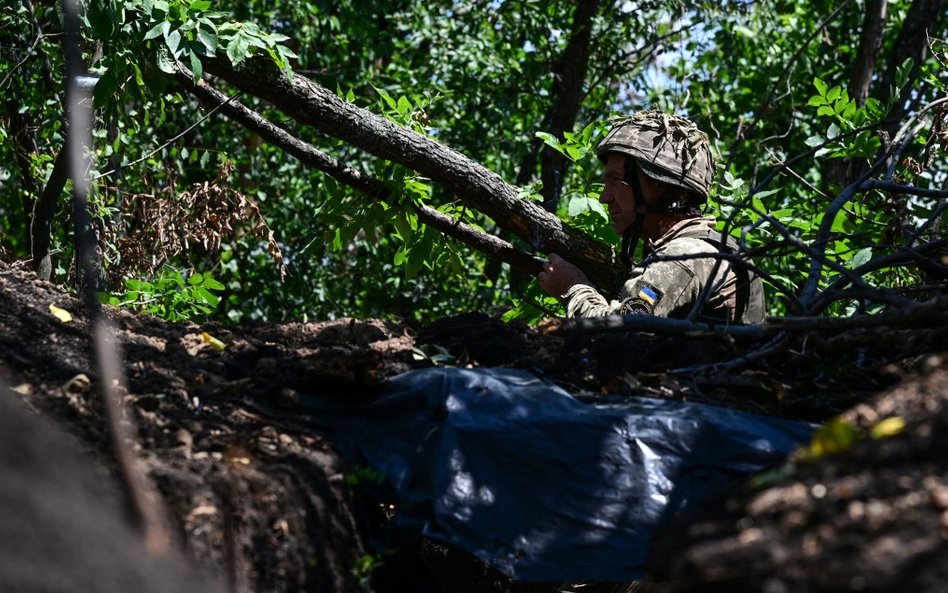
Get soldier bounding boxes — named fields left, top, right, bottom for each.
left=538, top=110, right=766, bottom=324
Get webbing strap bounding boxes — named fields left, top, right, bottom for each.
left=620, top=158, right=648, bottom=267
left=675, top=226, right=752, bottom=323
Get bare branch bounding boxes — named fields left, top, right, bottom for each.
left=550, top=294, right=948, bottom=338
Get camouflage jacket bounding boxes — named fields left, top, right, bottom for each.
left=562, top=217, right=766, bottom=324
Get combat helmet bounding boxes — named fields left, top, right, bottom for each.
left=597, top=110, right=714, bottom=203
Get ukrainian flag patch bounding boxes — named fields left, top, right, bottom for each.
left=637, top=285, right=660, bottom=306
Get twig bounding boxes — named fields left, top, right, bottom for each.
left=672, top=332, right=792, bottom=376
left=798, top=97, right=948, bottom=308
left=859, top=180, right=948, bottom=199
left=93, top=87, right=241, bottom=181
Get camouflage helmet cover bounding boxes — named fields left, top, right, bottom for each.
left=596, top=110, right=715, bottom=202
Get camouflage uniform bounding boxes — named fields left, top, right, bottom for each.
left=562, top=216, right=766, bottom=324
left=559, top=110, right=766, bottom=325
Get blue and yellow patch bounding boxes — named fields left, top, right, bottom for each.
left=637, top=285, right=659, bottom=305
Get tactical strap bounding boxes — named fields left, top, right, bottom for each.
left=674, top=225, right=753, bottom=323
left=620, top=158, right=647, bottom=267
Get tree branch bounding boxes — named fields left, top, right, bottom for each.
left=174, top=71, right=546, bottom=277
left=798, top=97, right=948, bottom=308
left=549, top=294, right=948, bottom=338
left=201, top=55, right=625, bottom=293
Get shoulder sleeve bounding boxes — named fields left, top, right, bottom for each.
left=562, top=237, right=716, bottom=319
left=616, top=241, right=711, bottom=317
left=561, top=284, right=650, bottom=318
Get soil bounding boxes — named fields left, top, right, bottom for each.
left=1, top=257, right=947, bottom=593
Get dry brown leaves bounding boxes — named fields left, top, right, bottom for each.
left=105, top=162, right=285, bottom=282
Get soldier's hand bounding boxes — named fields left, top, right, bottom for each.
left=537, top=253, right=589, bottom=299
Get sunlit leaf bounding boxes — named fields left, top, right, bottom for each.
left=49, top=304, right=73, bottom=323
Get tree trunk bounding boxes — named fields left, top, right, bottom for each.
left=850, top=0, right=888, bottom=107
left=203, top=56, right=625, bottom=295
left=538, top=0, right=600, bottom=212
left=825, top=0, right=889, bottom=188
left=876, top=0, right=945, bottom=136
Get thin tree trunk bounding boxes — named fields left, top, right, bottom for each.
left=538, top=0, right=600, bottom=212
left=850, top=0, right=888, bottom=107
left=175, top=71, right=548, bottom=278
left=876, top=0, right=944, bottom=136
left=825, top=0, right=889, bottom=188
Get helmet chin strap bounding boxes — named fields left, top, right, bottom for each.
left=619, top=157, right=690, bottom=266
left=620, top=158, right=652, bottom=267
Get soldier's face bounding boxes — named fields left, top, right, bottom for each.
left=600, top=153, right=637, bottom=234
left=600, top=153, right=666, bottom=235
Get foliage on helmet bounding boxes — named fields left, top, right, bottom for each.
left=596, top=111, right=715, bottom=201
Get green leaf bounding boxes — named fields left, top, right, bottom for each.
left=895, top=57, right=914, bottom=89
left=842, top=102, right=857, bottom=121
left=144, top=22, right=165, bottom=40
left=734, top=25, right=755, bottom=38
left=393, top=245, right=409, bottom=266
left=374, top=85, right=398, bottom=110
left=165, top=28, right=182, bottom=55
left=567, top=195, right=589, bottom=217
left=813, top=77, right=828, bottom=97
left=204, top=277, right=225, bottom=291
left=535, top=131, right=561, bottom=148
left=156, top=45, right=177, bottom=74
left=189, top=50, right=203, bottom=79
left=809, top=418, right=857, bottom=458
left=226, top=35, right=251, bottom=65
left=396, top=94, right=411, bottom=115
left=197, top=25, right=218, bottom=55
left=851, top=247, right=872, bottom=269
left=393, top=212, right=413, bottom=242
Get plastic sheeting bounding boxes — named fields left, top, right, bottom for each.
left=308, top=368, right=813, bottom=582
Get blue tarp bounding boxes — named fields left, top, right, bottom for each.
left=308, top=368, right=813, bottom=582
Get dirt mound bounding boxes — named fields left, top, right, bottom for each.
left=1, top=258, right=946, bottom=592
left=646, top=357, right=948, bottom=593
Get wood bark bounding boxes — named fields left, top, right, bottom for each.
left=203, top=56, right=626, bottom=294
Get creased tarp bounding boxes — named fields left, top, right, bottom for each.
left=307, top=367, right=813, bottom=582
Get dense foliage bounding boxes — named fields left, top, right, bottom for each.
left=1, top=0, right=945, bottom=325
